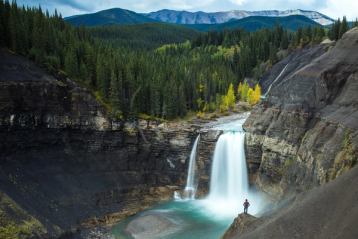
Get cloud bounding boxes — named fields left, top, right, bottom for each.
left=227, top=0, right=326, bottom=11
left=54, top=0, right=91, bottom=11
left=229, top=0, right=245, bottom=5
left=17, top=0, right=94, bottom=16
left=321, top=0, right=358, bottom=19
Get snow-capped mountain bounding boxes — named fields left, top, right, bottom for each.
left=146, top=9, right=334, bottom=25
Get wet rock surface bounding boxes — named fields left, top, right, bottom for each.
left=244, top=28, right=358, bottom=198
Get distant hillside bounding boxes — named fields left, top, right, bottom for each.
left=187, top=15, right=320, bottom=32
left=65, top=8, right=156, bottom=26
left=146, top=9, right=334, bottom=25
left=88, top=23, right=199, bottom=49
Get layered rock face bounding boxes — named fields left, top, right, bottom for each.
left=0, top=50, right=204, bottom=237
left=244, top=28, right=358, bottom=198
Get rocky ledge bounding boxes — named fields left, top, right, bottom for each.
left=222, top=213, right=262, bottom=239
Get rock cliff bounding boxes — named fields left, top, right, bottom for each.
left=0, top=49, right=208, bottom=237
left=244, top=28, right=358, bottom=198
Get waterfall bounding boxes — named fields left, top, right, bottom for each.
left=262, top=64, right=288, bottom=99
left=205, top=127, right=250, bottom=217
left=183, top=135, right=200, bottom=200
left=208, top=131, right=248, bottom=200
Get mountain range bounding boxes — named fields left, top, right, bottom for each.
left=65, top=8, right=333, bottom=31
left=146, top=9, right=334, bottom=25
left=186, top=15, right=319, bottom=31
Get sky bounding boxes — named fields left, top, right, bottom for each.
left=16, top=0, right=358, bottom=20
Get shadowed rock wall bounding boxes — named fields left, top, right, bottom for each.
left=0, top=49, right=205, bottom=237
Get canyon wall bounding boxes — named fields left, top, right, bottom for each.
left=244, top=28, right=358, bottom=199
left=0, top=49, right=209, bottom=237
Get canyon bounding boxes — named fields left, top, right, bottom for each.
left=0, top=27, right=358, bottom=239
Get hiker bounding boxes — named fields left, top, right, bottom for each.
left=243, top=199, right=250, bottom=214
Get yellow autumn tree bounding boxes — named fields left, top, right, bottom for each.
left=219, top=95, right=229, bottom=112
left=253, top=83, right=261, bottom=104
left=240, top=81, right=250, bottom=102
left=247, top=88, right=255, bottom=105
left=226, top=83, right=236, bottom=110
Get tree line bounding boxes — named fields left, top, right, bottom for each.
left=1, top=1, right=354, bottom=120
left=328, top=16, right=355, bottom=41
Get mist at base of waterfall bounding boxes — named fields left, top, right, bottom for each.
left=112, top=189, right=268, bottom=239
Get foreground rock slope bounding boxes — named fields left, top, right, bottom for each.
left=223, top=165, right=358, bottom=239
left=244, top=28, right=358, bottom=198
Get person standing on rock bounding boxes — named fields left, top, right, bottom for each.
left=243, top=199, right=250, bottom=214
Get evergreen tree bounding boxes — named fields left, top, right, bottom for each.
left=96, top=55, right=110, bottom=99
left=64, top=48, right=78, bottom=77
left=280, top=30, right=289, bottom=49
left=339, top=16, right=349, bottom=39
left=110, top=70, right=122, bottom=114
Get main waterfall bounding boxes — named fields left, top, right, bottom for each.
left=202, top=113, right=261, bottom=218
left=208, top=131, right=248, bottom=203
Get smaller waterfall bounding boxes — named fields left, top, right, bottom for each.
left=183, top=135, right=200, bottom=200
left=262, top=64, right=288, bottom=99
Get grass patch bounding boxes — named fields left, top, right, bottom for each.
left=0, top=192, right=46, bottom=239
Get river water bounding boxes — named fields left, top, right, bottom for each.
left=112, top=113, right=266, bottom=239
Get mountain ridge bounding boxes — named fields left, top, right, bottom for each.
left=65, top=8, right=334, bottom=27
left=186, top=15, right=320, bottom=32
left=146, top=9, right=334, bottom=25
left=65, top=7, right=157, bottom=26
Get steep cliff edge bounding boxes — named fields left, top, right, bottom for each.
left=0, top=49, right=209, bottom=238
left=244, top=28, right=358, bottom=198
